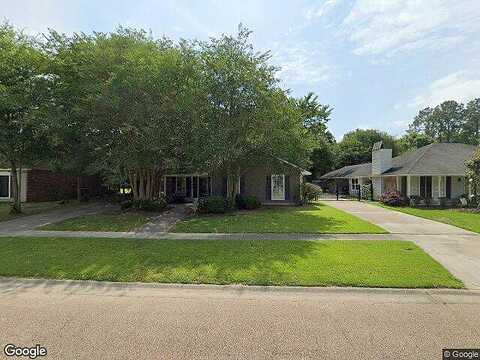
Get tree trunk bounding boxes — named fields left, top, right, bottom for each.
left=9, top=161, right=21, bottom=214
left=129, top=169, right=161, bottom=201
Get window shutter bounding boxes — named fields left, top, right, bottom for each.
left=265, top=175, right=271, bottom=200
left=285, top=175, right=290, bottom=200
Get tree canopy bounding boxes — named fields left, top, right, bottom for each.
left=408, top=99, right=479, bottom=145
left=0, top=23, right=51, bottom=212
left=1, top=23, right=320, bottom=202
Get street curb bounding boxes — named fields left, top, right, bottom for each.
left=1, top=276, right=478, bottom=296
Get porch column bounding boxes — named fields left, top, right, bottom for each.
left=197, top=175, right=200, bottom=199
left=163, top=176, right=166, bottom=195
left=191, top=176, right=194, bottom=198
left=407, top=176, right=411, bottom=197
left=438, top=176, right=441, bottom=198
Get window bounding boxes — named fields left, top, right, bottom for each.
left=0, top=175, right=9, bottom=198
left=271, top=174, right=285, bottom=201
left=176, top=177, right=186, bottom=194
left=420, top=176, right=432, bottom=198
left=351, top=179, right=359, bottom=190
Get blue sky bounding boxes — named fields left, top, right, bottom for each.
left=2, top=0, right=480, bottom=139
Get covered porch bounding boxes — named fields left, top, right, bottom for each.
left=162, top=174, right=212, bottom=202
left=380, top=175, right=469, bottom=204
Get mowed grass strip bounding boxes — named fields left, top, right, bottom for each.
left=0, top=237, right=462, bottom=288
left=379, top=205, right=480, bottom=234
left=173, top=203, right=387, bottom=234
left=38, top=212, right=154, bottom=232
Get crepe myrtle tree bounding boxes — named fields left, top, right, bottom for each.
left=0, top=23, right=52, bottom=213
left=466, top=147, right=480, bottom=208
left=44, top=28, right=201, bottom=201
left=189, top=25, right=315, bottom=199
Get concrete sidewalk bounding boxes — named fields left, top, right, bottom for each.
left=1, top=277, right=479, bottom=360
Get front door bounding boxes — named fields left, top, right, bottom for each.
left=271, top=175, right=285, bottom=201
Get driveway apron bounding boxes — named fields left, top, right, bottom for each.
left=321, top=200, right=480, bottom=289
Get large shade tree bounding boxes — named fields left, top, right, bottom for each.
left=335, top=129, right=397, bottom=167
left=45, top=28, right=201, bottom=201
left=189, top=26, right=315, bottom=198
left=0, top=24, right=51, bottom=213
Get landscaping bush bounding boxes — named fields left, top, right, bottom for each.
left=244, top=195, right=261, bottom=210
left=235, top=194, right=247, bottom=209
left=198, top=196, right=227, bottom=214
left=379, top=191, right=407, bottom=207
left=409, top=195, right=422, bottom=207
left=301, top=183, right=322, bottom=203
left=361, top=184, right=372, bottom=200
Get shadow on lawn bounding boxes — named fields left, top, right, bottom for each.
left=0, top=238, right=323, bottom=287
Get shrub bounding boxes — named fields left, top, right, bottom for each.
left=235, top=194, right=246, bottom=209
left=244, top=195, right=261, bottom=210
left=198, top=196, right=227, bottom=214
left=409, top=195, right=422, bottom=207
left=361, top=184, right=372, bottom=200
left=379, top=191, right=407, bottom=207
left=301, top=183, right=322, bottom=203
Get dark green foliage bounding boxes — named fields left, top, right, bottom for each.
left=198, top=196, right=227, bottom=214
left=244, top=196, right=261, bottom=210
left=301, top=183, right=322, bottom=203
left=335, top=129, right=397, bottom=167
left=408, top=99, right=480, bottom=145
left=235, top=194, right=246, bottom=209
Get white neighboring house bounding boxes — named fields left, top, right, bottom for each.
left=320, top=142, right=478, bottom=204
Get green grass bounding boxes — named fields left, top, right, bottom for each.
left=0, top=237, right=461, bottom=288
left=379, top=205, right=480, bottom=234
left=173, top=203, right=387, bottom=234
left=0, top=200, right=82, bottom=222
left=38, top=212, right=154, bottom=232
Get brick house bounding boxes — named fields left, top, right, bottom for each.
left=0, top=168, right=103, bottom=202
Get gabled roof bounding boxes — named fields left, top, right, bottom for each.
left=320, top=163, right=371, bottom=179
left=383, top=143, right=477, bottom=176
left=319, top=143, right=478, bottom=179
left=276, top=157, right=312, bottom=176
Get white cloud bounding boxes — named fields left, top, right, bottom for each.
left=410, top=70, right=480, bottom=108
left=341, top=0, right=480, bottom=57
left=305, top=0, right=340, bottom=20
left=272, top=42, right=334, bottom=84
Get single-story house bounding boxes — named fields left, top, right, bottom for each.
left=320, top=142, right=478, bottom=204
left=161, top=158, right=311, bottom=205
left=0, top=168, right=103, bottom=202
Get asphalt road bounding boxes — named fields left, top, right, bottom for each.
left=1, top=278, right=479, bottom=360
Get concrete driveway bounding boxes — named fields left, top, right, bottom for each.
left=322, top=200, right=480, bottom=290
left=1, top=278, right=479, bottom=360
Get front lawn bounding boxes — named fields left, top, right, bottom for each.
left=380, top=205, right=480, bottom=234
left=0, top=237, right=461, bottom=288
left=0, top=200, right=82, bottom=223
left=173, top=203, right=387, bottom=233
left=38, top=212, right=154, bottom=232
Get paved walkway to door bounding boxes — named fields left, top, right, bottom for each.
left=321, top=200, right=480, bottom=289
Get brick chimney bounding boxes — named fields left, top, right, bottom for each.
left=371, top=141, right=392, bottom=175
